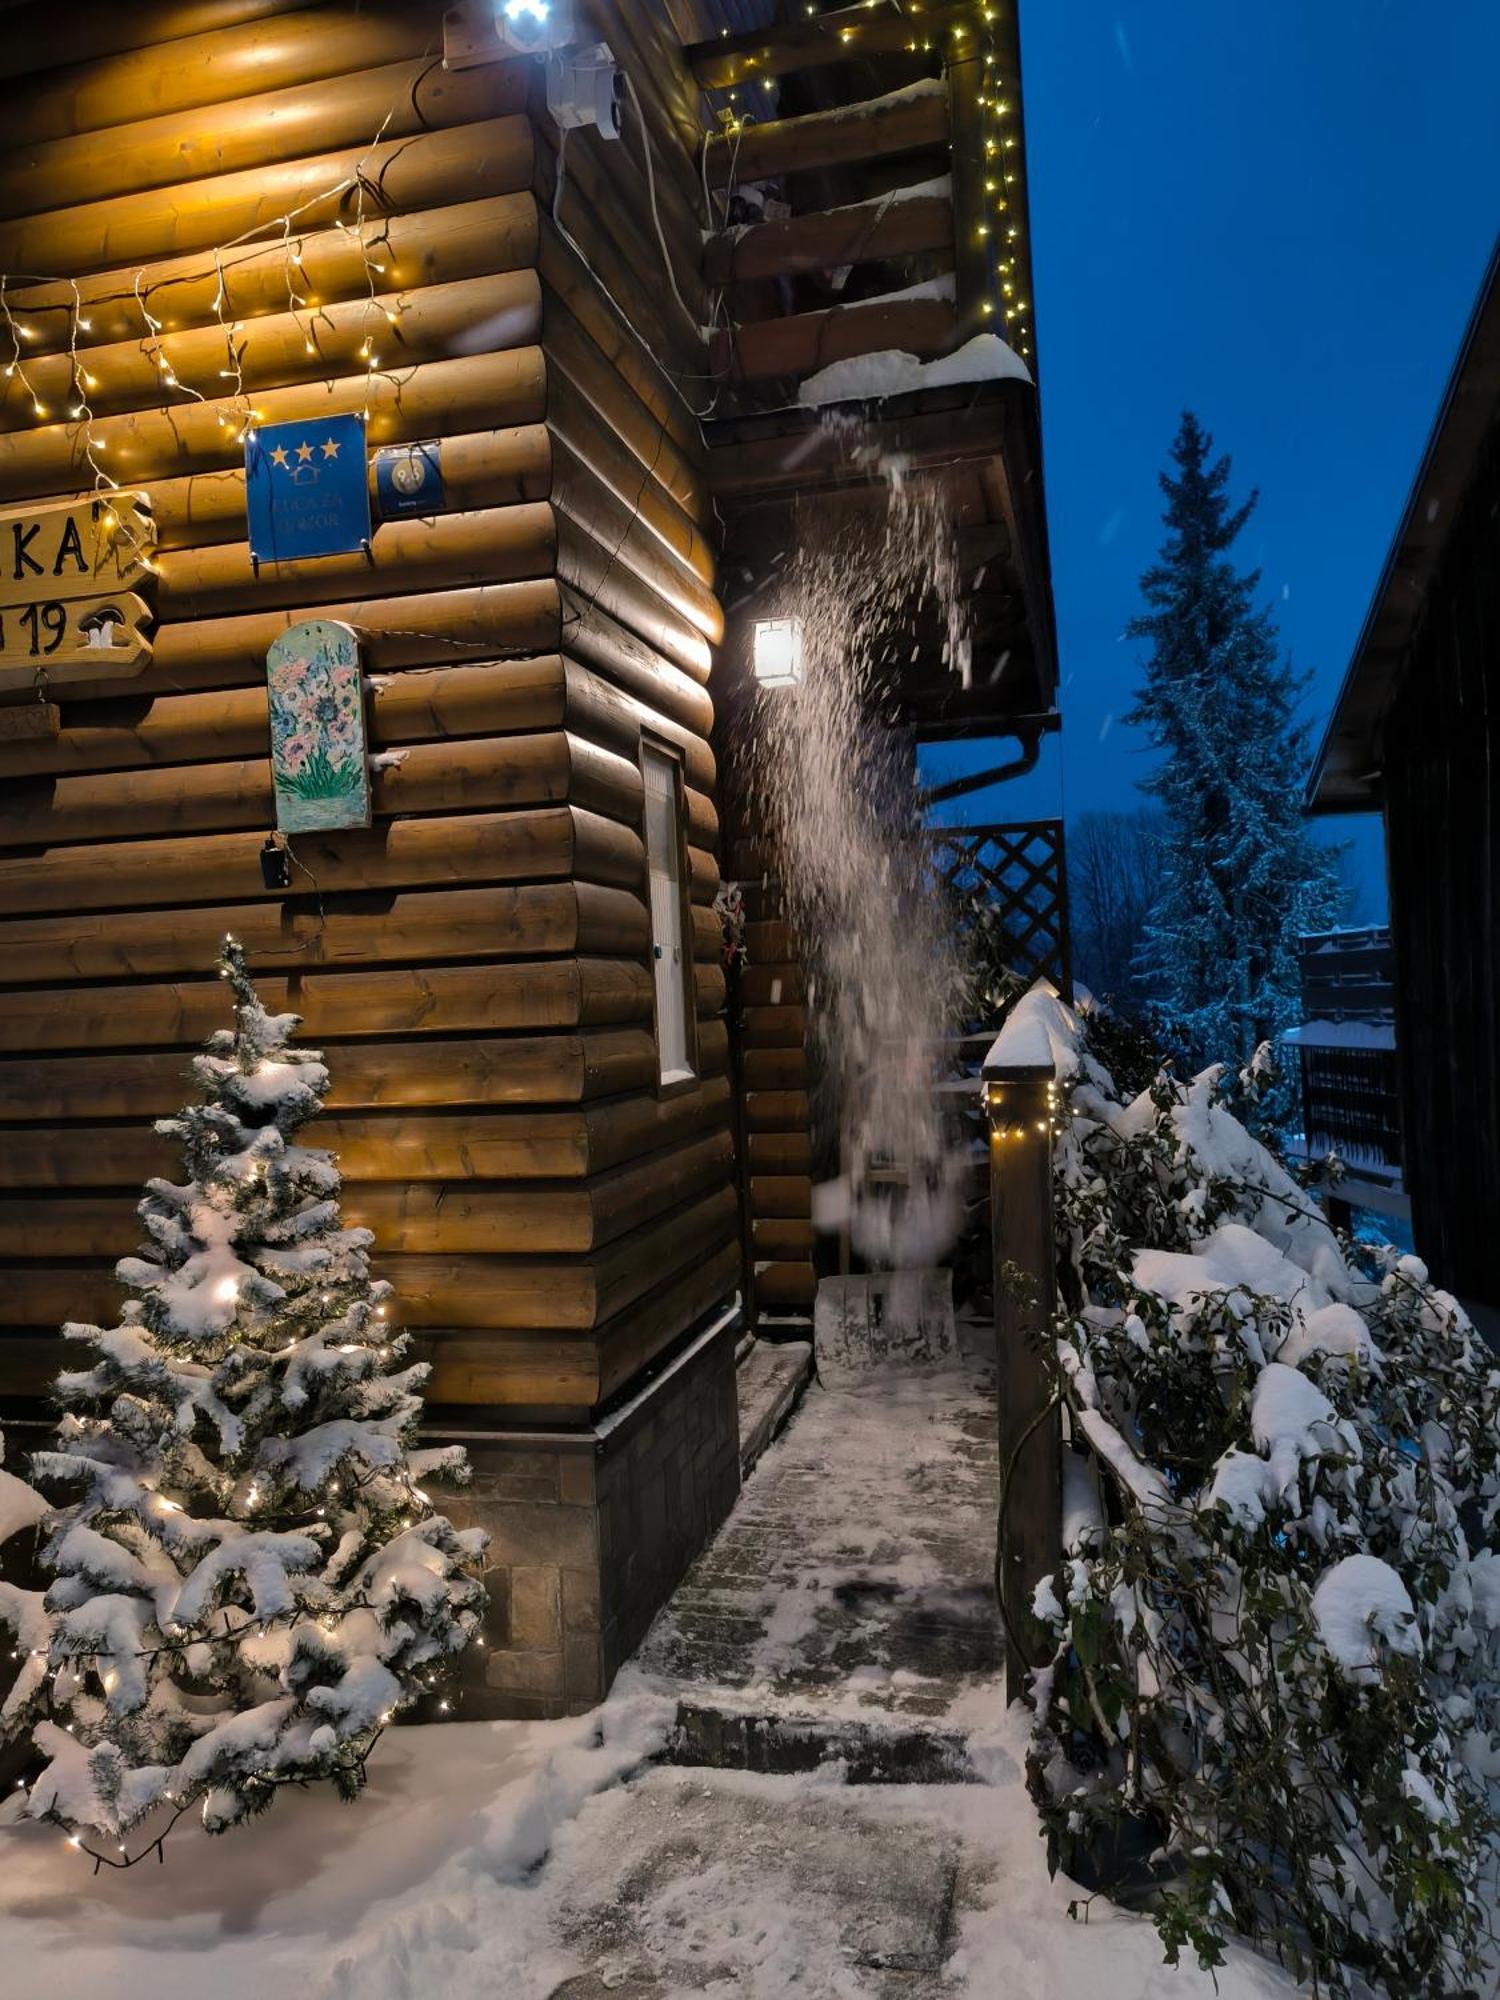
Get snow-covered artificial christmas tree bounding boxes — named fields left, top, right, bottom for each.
left=1125, top=413, right=1341, bottom=1098
left=1015, top=983, right=1500, bottom=1995
left=0, top=938, right=487, bottom=1861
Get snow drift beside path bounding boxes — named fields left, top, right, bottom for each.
left=0, top=1688, right=1309, bottom=2000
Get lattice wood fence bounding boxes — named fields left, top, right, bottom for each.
left=930, top=819, right=1072, bottom=1000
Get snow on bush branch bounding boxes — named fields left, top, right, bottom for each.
left=1016, top=982, right=1500, bottom=1995
left=0, top=939, right=487, bottom=1861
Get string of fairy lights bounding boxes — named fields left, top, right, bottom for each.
left=704, top=0, right=1035, bottom=369
left=0, top=105, right=414, bottom=580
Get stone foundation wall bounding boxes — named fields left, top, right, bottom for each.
left=436, top=1306, right=742, bottom=1719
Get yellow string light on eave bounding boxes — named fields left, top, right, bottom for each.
left=953, top=0, right=1033, bottom=365
left=0, top=101, right=408, bottom=519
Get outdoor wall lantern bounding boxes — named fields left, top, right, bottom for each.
left=752, top=615, right=804, bottom=687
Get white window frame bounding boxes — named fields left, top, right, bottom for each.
left=640, top=737, right=697, bottom=1090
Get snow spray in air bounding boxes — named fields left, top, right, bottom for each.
left=745, top=435, right=970, bottom=1268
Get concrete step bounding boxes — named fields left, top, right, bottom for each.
left=735, top=1335, right=812, bottom=1474
left=665, top=1698, right=983, bottom=1784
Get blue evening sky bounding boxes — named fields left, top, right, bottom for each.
left=920, top=0, right=1500, bottom=920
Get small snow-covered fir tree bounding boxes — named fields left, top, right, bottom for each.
left=1126, top=413, right=1341, bottom=1092
left=0, top=939, right=486, bottom=1858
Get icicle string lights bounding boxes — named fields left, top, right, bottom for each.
left=706, top=0, right=1035, bottom=366
left=0, top=101, right=410, bottom=486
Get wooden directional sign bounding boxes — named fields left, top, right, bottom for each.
left=0, top=494, right=156, bottom=691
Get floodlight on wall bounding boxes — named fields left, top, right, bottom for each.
left=494, top=0, right=572, bottom=54
left=752, top=616, right=804, bottom=688
left=545, top=41, right=623, bottom=139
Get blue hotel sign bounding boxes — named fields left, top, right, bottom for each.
left=245, top=414, right=372, bottom=567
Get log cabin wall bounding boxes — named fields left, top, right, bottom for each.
left=0, top=0, right=742, bottom=1716
left=1382, top=414, right=1500, bottom=1313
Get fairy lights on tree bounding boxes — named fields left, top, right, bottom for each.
left=0, top=938, right=487, bottom=1867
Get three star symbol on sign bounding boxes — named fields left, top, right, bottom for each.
left=268, top=437, right=343, bottom=469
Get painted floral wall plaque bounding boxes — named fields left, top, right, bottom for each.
left=265, top=617, right=372, bottom=834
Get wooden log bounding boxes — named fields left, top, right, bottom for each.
left=752, top=1218, right=814, bottom=1259
left=342, top=1131, right=733, bottom=1256
left=707, top=400, right=1012, bottom=501
left=556, top=518, right=713, bottom=684
left=0, top=111, right=533, bottom=282
left=0, top=348, right=547, bottom=505
left=549, top=385, right=715, bottom=588
left=532, top=135, right=705, bottom=374
left=561, top=595, right=719, bottom=744
left=556, top=446, right=724, bottom=648
left=0, top=732, right=647, bottom=847
left=704, top=191, right=953, bottom=286
left=542, top=292, right=707, bottom=525
left=748, top=1174, right=813, bottom=1217
left=5, top=1079, right=734, bottom=1189
left=0, top=273, right=544, bottom=430
left=373, top=1185, right=738, bottom=1330
left=3, top=654, right=710, bottom=792
left=0, top=880, right=649, bottom=984
left=551, top=440, right=723, bottom=646
left=712, top=297, right=957, bottom=383
left=0, top=7, right=446, bottom=149
left=420, top=1328, right=599, bottom=1412
left=740, top=1004, right=806, bottom=1047
left=536, top=238, right=704, bottom=465
left=0, top=654, right=572, bottom=779
left=754, top=1260, right=817, bottom=1307
left=734, top=964, right=806, bottom=1007
left=0, top=805, right=643, bottom=916
left=740, top=1047, right=809, bottom=1091
left=0, top=57, right=526, bottom=228
left=685, top=3, right=970, bottom=88
left=424, top=1235, right=741, bottom=1410
left=0, top=1028, right=664, bottom=1122
left=704, top=86, right=949, bottom=189
left=0, top=1, right=321, bottom=81
left=75, top=578, right=565, bottom=701
left=745, top=1132, right=811, bottom=1174
left=744, top=1089, right=809, bottom=1133
left=8, top=192, right=540, bottom=353
left=595, top=1238, right=742, bottom=1405
left=0, top=958, right=653, bottom=1055
left=157, top=499, right=557, bottom=623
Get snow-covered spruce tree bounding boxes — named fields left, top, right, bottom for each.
left=1126, top=413, right=1341, bottom=1104
left=0, top=939, right=487, bottom=1858
left=1014, top=985, right=1500, bottom=1995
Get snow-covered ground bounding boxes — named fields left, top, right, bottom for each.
left=0, top=1684, right=1301, bottom=1999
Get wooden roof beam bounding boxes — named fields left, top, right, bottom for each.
left=702, top=81, right=948, bottom=188
left=686, top=3, right=977, bottom=91
left=703, top=186, right=952, bottom=286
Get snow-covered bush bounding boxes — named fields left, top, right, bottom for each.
left=0, top=939, right=487, bottom=1861
left=1018, top=985, right=1500, bottom=1994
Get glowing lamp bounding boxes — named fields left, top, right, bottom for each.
left=496, top=0, right=569, bottom=51
left=752, top=616, right=803, bottom=688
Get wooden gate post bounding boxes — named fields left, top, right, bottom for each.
left=983, top=1045, right=1062, bottom=1703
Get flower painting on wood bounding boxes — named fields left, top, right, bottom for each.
left=265, top=617, right=372, bottom=834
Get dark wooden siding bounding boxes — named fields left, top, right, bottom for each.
left=1383, top=416, right=1500, bottom=1306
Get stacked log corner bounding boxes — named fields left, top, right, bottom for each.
left=0, top=0, right=741, bottom=1505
